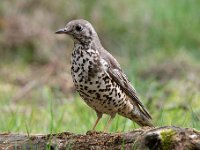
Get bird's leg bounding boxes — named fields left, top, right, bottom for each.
left=92, top=117, right=101, bottom=130
left=104, top=114, right=115, bottom=132
left=92, top=112, right=102, bottom=130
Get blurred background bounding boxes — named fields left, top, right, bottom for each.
left=0, top=0, right=199, bottom=133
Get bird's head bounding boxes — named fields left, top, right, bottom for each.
left=55, top=19, right=98, bottom=45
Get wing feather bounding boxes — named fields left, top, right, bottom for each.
left=100, top=49, right=152, bottom=119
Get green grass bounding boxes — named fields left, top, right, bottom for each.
left=0, top=87, right=139, bottom=134
left=0, top=89, right=199, bottom=134
left=0, top=50, right=199, bottom=134
left=0, top=0, right=200, bottom=134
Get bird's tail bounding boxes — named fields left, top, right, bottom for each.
left=118, top=104, right=154, bottom=127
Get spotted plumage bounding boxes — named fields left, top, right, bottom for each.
left=55, top=19, right=153, bottom=130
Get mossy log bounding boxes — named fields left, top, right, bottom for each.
left=0, top=126, right=200, bottom=150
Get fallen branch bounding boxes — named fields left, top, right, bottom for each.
left=0, top=126, right=200, bottom=150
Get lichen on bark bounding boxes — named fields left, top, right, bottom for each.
left=160, top=129, right=176, bottom=150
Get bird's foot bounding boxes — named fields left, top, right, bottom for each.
left=86, top=130, right=104, bottom=135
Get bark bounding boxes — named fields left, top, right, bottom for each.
left=0, top=126, right=200, bottom=150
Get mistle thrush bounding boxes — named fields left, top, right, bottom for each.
left=56, top=19, right=153, bottom=131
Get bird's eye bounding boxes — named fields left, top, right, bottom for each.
left=75, top=25, right=83, bottom=32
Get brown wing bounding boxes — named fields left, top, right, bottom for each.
left=100, top=49, right=152, bottom=119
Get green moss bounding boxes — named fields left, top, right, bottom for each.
left=160, top=129, right=176, bottom=150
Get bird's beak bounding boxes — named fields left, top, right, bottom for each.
left=55, top=27, right=70, bottom=34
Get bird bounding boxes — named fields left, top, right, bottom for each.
left=55, top=19, right=153, bottom=131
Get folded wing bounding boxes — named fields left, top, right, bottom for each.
left=100, top=49, right=152, bottom=119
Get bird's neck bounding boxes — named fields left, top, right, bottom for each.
left=74, top=39, right=91, bottom=49
left=74, top=37, right=102, bottom=51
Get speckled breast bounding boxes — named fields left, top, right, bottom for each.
left=71, top=46, right=127, bottom=114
